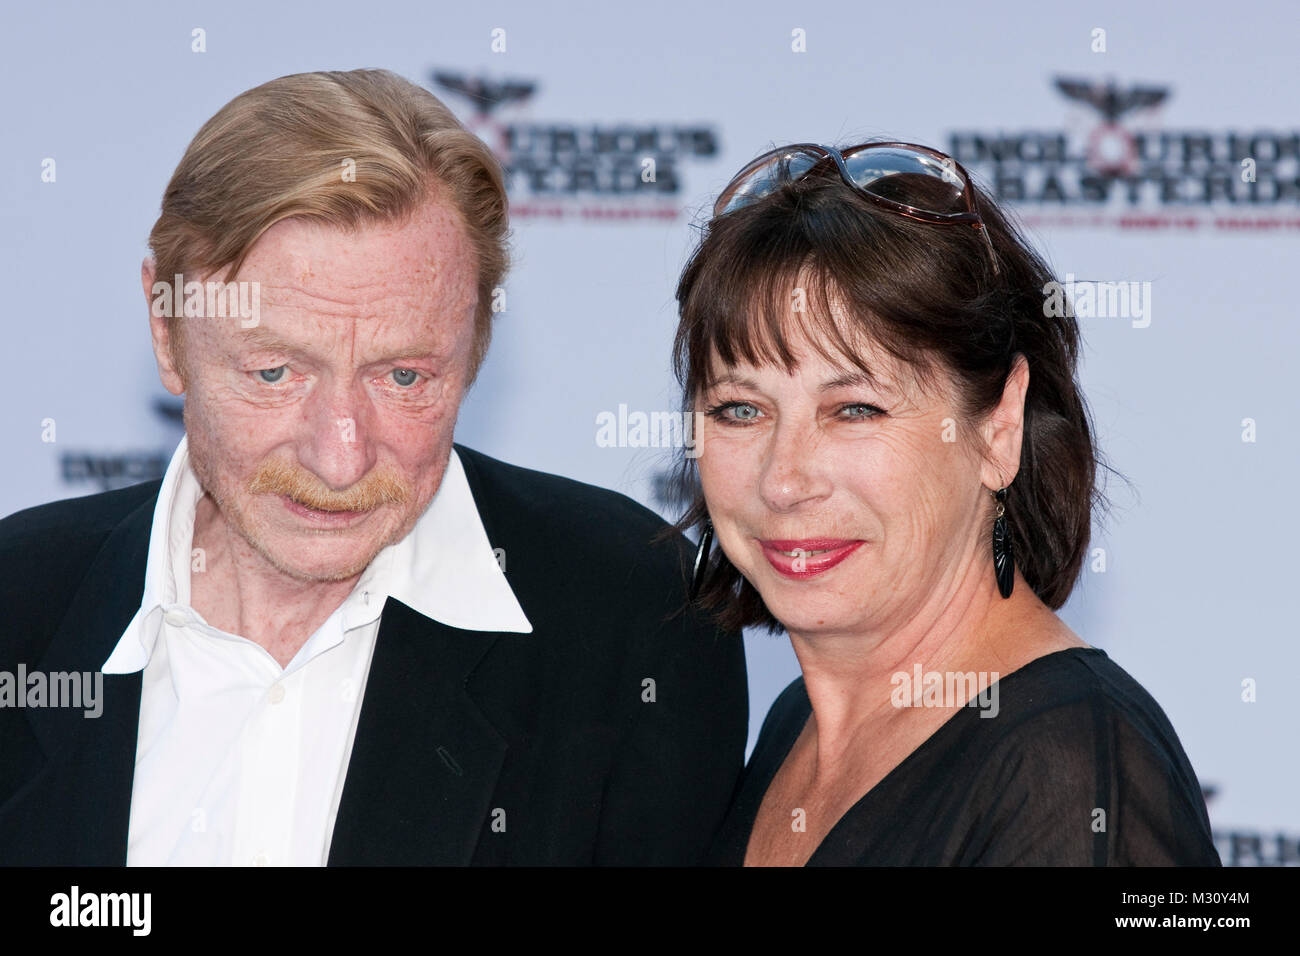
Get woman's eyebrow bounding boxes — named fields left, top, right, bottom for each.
left=819, top=370, right=883, bottom=392
left=707, top=374, right=761, bottom=390
left=707, top=370, right=893, bottom=393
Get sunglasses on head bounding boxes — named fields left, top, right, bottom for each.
left=712, top=141, right=1000, bottom=276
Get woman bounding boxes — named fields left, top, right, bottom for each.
left=672, top=142, right=1220, bottom=866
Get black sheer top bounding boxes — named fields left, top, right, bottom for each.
left=709, top=648, right=1221, bottom=866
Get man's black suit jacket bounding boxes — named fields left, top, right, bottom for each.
left=0, top=444, right=747, bottom=865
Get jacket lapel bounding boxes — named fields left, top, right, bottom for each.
left=327, top=599, right=509, bottom=865
left=4, top=491, right=153, bottom=864
left=4, top=478, right=512, bottom=866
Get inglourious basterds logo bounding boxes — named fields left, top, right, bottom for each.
left=948, top=76, right=1300, bottom=231
left=431, top=70, right=720, bottom=221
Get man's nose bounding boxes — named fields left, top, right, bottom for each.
left=297, top=376, right=376, bottom=490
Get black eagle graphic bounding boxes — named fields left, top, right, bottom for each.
left=1054, top=77, right=1169, bottom=122
left=432, top=72, right=535, bottom=119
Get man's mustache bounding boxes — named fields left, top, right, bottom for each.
left=248, top=459, right=411, bottom=512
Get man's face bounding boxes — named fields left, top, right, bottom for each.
left=148, top=194, right=479, bottom=582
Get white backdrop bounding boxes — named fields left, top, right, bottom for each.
left=2, top=0, right=1296, bottom=863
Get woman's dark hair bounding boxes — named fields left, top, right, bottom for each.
left=667, top=141, right=1116, bottom=632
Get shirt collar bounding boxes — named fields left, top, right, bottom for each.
left=103, top=435, right=531, bottom=673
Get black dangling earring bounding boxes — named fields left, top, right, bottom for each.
left=991, top=487, right=1014, bottom=599
left=690, top=518, right=714, bottom=601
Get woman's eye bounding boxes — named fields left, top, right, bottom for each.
left=705, top=401, right=762, bottom=423
left=257, top=366, right=287, bottom=383
left=391, top=368, right=420, bottom=387
left=841, top=403, right=882, bottom=419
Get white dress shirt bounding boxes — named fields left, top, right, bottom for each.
left=101, top=435, right=532, bottom=866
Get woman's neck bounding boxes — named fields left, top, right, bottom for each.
left=786, top=563, right=1081, bottom=772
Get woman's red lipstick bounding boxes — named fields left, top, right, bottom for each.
left=759, top=539, right=864, bottom=578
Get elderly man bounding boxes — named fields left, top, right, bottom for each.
left=0, top=69, right=746, bottom=865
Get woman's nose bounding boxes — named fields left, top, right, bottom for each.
left=758, top=420, right=832, bottom=513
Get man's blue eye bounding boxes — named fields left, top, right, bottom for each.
left=731, top=403, right=759, bottom=420
left=258, top=366, right=287, bottom=383
left=392, top=369, right=419, bottom=387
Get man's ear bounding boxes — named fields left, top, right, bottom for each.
left=979, top=353, right=1029, bottom=490
left=143, top=257, right=186, bottom=395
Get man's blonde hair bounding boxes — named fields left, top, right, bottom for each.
left=148, top=68, right=509, bottom=379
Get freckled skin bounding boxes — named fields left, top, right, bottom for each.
left=144, top=196, right=478, bottom=667
left=695, top=332, right=1087, bottom=865
left=697, top=340, right=994, bottom=644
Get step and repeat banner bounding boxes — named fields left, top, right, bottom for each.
left=1, top=1, right=1296, bottom=864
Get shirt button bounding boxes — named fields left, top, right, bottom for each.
left=268, top=684, right=286, bottom=705
left=163, top=609, right=187, bottom=627
left=252, top=852, right=271, bottom=866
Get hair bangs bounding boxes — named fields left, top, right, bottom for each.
left=676, top=218, right=898, bottom=403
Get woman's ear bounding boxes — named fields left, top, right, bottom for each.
left=980, top=353, right=1029, bottom=490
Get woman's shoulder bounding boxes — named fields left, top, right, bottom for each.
left=976, top=647, right=1201, bottom=788
left=961, top=646, right=1220, bottom=865
left=985, top=647, right=1184, bottom=745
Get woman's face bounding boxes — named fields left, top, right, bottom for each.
left=695, top=334, right=1001, bottom=640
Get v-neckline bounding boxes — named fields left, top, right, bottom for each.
left=744, top=646, right=1105, bottom=866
